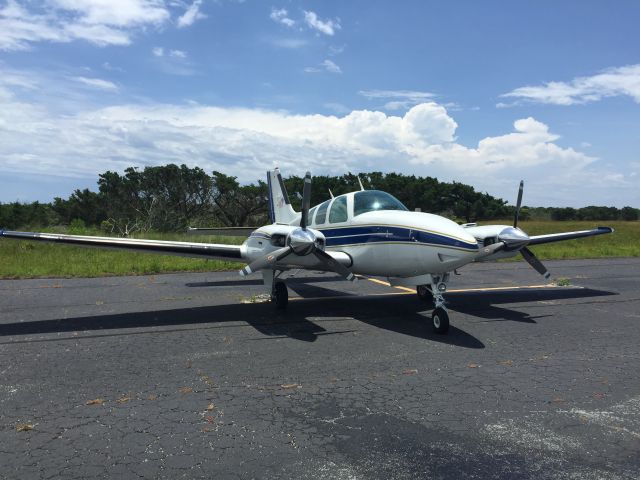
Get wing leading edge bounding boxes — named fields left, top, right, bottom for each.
left=0, top=230, right=243, bottom=261
left=527, top=226, right=614, bottom=246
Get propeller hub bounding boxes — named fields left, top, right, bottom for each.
left=288, top=227, right=318, bottom=255
left=498, top=227, right=530, bottom=251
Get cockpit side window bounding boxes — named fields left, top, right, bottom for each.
left=315, top=200, right=330, bottom=224
left=329, top=196, right=348, bottom=223
left=353, top=190, right=408, bottom=216
left=308, top=206, right=317, bottom=225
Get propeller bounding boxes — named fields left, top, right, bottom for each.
left=513, top=180, right=524, bottom=228
left=521, top=246, right=550, bottom=279
left=483, top=180, right=551, bottom=279
left=239, top=172, right=356, bottom=281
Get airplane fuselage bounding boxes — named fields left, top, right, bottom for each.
left=242, top=207, right=479, bottom=278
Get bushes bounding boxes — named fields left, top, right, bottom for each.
left=1, top=164, right=638, bottom=230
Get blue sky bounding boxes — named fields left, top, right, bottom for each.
left=0, top=0, right=638, bottom=207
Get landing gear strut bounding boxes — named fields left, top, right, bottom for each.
left=271, top=281, right=288, bottom=309
left=428, top=274, right=450, bottom=334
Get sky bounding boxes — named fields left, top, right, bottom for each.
left=0, top=0, right=639, bottom=207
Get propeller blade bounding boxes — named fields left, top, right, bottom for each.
left=300, top=171, right=312, bottom=229
left=514, top=180, right=524, bottom=228
left=521, top=247, right=550, bottom=279
left=313, top=249, right=357, bottom=282
left=239, top=246, right=292, bottom=276
left=476, top=241, right=506, bottom=260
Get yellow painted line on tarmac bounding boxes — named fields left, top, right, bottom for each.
left=289, top=283, right=576, bottom=302
left=357, top=275, right=415, bottom=293
left=448, top=284, right=560, bottom=293
left=357, top=275, right=572, bottom=295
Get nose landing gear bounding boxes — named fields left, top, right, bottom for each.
left=417, top=274, right=450, bottom=334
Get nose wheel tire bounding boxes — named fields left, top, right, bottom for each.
left=431, top=307, right=449, bottom=334
left=272, top=281, right=288, bottom=309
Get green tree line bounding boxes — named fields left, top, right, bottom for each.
left=1, top=164, right=638, bottom=232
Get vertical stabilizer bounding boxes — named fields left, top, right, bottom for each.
left=267, top=168, right=298, bottom=224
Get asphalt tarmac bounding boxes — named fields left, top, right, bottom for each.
left=1, top=258, right=639, bottom=479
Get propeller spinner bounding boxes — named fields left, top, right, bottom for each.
left=239, top=172, right=356, bottom=281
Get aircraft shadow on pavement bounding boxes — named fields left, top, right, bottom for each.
left=445, top=287, right=617, bottom=323
left=0, top=295, right=482, bottom=348
left=185, top=274, right=343, bottom=288
left=0, top=286, right=615, bottom=348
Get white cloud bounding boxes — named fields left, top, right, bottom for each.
left=270, top=8, right=295, bottom=27
left=73, top=76, right=118, bottom=91
left=359, top=89, right=437, bottom=110
left=151, top=46, right=194, bottom=75
left=51, top=0, right=169, bottom=27
left=0, top=0, right=170, bottom=50
left=0, top=71, right=634, bottom=206
left=177, top=0, right=206, bottom=28
left=304, top=10, right=340, bottom=36
left=305, top=59, right=342, bottom=74
left=322, top=59, right=341, bottom=74
left=169, top=49, right=186, bottom=58
left=501, top=64, right=640, bottom=106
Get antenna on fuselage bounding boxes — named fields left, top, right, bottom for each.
left=357, top=175, right=365, bottom=191
left=328, top=188, right=334, bottom=199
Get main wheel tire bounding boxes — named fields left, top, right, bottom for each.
left=417, top=284, right=433, bottom=302
left=272, top=281, right=288, bottom=309
left=431, top=307, right=449, bottom=334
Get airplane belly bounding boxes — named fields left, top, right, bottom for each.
left=333, top=243, right=473, bottom=277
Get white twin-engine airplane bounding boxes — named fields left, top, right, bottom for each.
left=0, top=169, right=613, bottom=334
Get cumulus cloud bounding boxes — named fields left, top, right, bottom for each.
left=304, top=10, right=340, bottom=36
left=0, top=0, right=170, bottom=50
left=177, top=0, right=206, bottom=28
left=0, top=71, right=633, bottom=205
left=270, top=8, right=295, bottom=27
left=501, top=64, right=640, bottom=106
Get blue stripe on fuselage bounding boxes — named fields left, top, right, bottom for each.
left=319, top=225, right=478, bottom=251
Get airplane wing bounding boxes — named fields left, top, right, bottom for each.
left=187, top=227, right=256, bottom=237
left=527, top=226, right=614, bottom=246
left=0, top=230, right=243, bottom=261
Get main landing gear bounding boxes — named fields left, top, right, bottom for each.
left=417, top=273, right=450, bottom=334
left=263, top=269, right=288, bottom=310
left=271, top=281, right=288, bottom=309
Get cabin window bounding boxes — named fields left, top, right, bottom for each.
left=308, top=206, right=317, bottom=224
left=329, top=196, right=348, bottom=223
left=353, top=190, right=408, bottom=216
left=315, top=200, right=330, bottom=224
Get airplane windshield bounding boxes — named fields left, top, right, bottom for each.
left=354, top=190, right=408, bottom=216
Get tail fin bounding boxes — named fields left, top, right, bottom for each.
left=267, top=168, right=297, bottom=224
